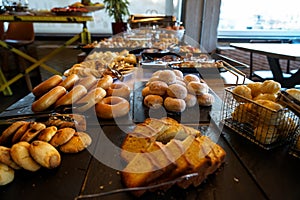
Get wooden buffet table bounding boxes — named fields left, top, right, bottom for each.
left=0, top=72, right=299, bottom=200
left=0, top=14, right=93, bottom=95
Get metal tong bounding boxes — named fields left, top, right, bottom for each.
left=106, top=64, right=124, bottom=81
left=0, top=104, right=84, bottom=126
left=276, top=91, right=300, bottom=117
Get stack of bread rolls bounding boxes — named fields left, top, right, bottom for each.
left=0, top=119, right=92, bottom=186
left=142, top=70, right=214, bottom=113
left=231, top=80, right=298, bottom=144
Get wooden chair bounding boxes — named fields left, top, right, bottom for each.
left=2, top=22, right=35, bottom=91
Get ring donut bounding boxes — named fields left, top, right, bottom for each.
left=95, top=96, right=130, bottom=119
left=31, top=86, right=67, bottom=112
left=97, top=75, right=113, bottom=90
left=32, top=75, right=63, bottom=97
left=164, top=97, right=186, bottom=112
left=59, top=74, right=79, bottom=91
left=106, top=83, right=131, bottom=99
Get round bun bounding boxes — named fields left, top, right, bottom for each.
left=96, top=96, right=130, bottom=119
left=0, top=163, right=14, bottom=186
left=231, top=103, right=252, bottom=123
left=11, top=141, right=41, bottom=172
left=144, top=94, right=164, bottom=109
left=247, top=82, right=262, bottom=98
left=50, top=127, right=76, bottom=147
left=184, top=94, right=197, bottom=107
left=38, top=126, right=58, bottom=142
left=142, top=86, right=151, bottom=97
left=29, top=140, right=61, bottom=169
left=0, top=121, right=27, bottom=145
left=167, top=84, right=188, bottom=99
left=232, top=85, right=252, bottom=101
left=260, top=80, right=281, bottom=94
left=148, top=81, right=168, bottom=96
left=183, top=74, right=200, bottom=84
left=187, top=81, right=209, bottom=95
left=286, top=88, right=300, bottom=101
left=197, top=93, right=215, bottom=106
left=20, top=122, right=46, bottom=142
left=164, top=97, right=186, bottom=112
left=59, top=132, right=92, bottom=153
left=0, top=146, right=20, bottom=170
left=158, top=70, right=176, bottom=85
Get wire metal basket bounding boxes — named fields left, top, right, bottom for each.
left=289, top=128, right=300, bottom=158
left=221, top=86, right=300, bottom=150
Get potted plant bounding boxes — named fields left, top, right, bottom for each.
left=103, top=0, right=130, bottom=34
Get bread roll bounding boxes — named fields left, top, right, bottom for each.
left=10, top=141, right=41, bottom=172
left=59, top=132, right=92, bottom=153
left=232, top=85, right=252, bottom=101
left=0, top=121, right=27, bottom=145
left=260, top=80, right=281, bottom=94
left=20, top=122, right=46, bottom=142
left=0, top=146, right=20, bottom=170
left=50, top=127, right=75, bottom=147
left=29, top=141, right=61, bottom=169
left=286, top=88, right=300, bottom=101
left=0, top=163, right=14, bottom=186
left=38, top=126, right=58, bottom=142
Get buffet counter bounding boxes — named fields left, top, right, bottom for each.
left=0, top=73, right=299, bottom=200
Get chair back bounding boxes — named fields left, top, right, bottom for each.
left=4, top=22, right=35, bottom=42
left=0, top=22, right=4, bottom=40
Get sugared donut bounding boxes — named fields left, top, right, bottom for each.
left=164, top=97, right=186, bottom=112
left=148, top=81, right=168, bottom=96
left=167, top=84, right=188, bottom=99
left=197, top=93, right=215, bottom=106
left=232, top=85, right=252, bottom=101
left=97, top=75, right=113, bottom=90
left=59, top=74, right=79, bottom=91
left=106, top=83, right=131, bottom=99
left=260, top=80, right=281, bottom=94
left=183, top=74, right=200, bottom=84
left=187, top=81, right=209, bottom=95
left=144, top=95, right=164, bottom=109
left=32, top=75, right=63, bottom=97
left=96, top=96, right=130, bottom=119
left=184, top=94, right=197, bottom=107
left=158, top=70, right=176, bottom=85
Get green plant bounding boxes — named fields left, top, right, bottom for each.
left=103, top=0, right=130, bottom=23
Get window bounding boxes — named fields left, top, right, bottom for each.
left=25, top=0, right=182, bottom=35
left=218, top=0, right=300, bottom=40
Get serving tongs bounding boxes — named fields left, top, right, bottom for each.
left=106, top=64, right=124, bottom=81
left=0, top=103, right=85, bottom=126
left=276, top=91, right=300, bottom=117
left=75, top=172, right=198, bottom=199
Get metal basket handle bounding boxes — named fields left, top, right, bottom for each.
left=217, top=60, right=246, bottom=85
